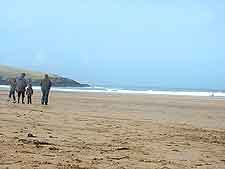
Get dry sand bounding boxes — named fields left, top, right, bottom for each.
left=0, top=90, right=225, bottom=169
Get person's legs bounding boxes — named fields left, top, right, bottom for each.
left=30, top=96, right=32, bottom=104
left=17, top=91, right=21, bottom=103
left=22, top=91, right=25, bottom=104
left=12, top=91, right=16, bottom=102
left=27, top=96, right=30, bottom=104
left=44, top=90, right=49, bottom=105
left=9, top=90, right=12, bottom=100
left=41, top=90, right=46, bottom=105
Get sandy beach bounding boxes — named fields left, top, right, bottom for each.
left=0, top=90, right=225, bottom=169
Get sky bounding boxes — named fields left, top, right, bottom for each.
left=0, top=0, right=225, bottom=90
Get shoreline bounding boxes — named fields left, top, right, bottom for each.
left=1, top=85, right=225, bottom=97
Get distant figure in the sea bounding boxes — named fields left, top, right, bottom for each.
left=16, top=73, right=27, bottom=104
left=8, top=78, right=17, bottom=103
left=26, top=84, right=33, bottom=104
left=40, top=74, right=52, bottom=105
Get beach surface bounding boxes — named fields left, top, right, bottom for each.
left=0, top=91, right=225, bottom=169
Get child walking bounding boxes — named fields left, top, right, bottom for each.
left=26, top=84, right=33, bottom=104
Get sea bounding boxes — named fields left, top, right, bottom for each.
left=0, top=85, right=225, bottom=97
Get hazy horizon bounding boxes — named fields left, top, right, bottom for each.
left=1, top=0, right=225, bottom=90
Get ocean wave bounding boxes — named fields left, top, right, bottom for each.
left=0, top=85, right=225, bottom=97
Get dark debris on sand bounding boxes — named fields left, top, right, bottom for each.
left=27, top=133, right=36, bottom=138
left=18, top=138, right=55, bottom=146
left=57, top=164, right=93, bottom=169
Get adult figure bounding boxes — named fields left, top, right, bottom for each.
left=16, top=73, right=27, bottom=104
left=40, top=74, right=52, bottom=105
left=8, top=78, right=17, bottom=103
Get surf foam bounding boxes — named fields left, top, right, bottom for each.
left=1, top=85, right=225, bottom=97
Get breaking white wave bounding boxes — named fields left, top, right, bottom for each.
left=0, top=85, right=225, bottom=97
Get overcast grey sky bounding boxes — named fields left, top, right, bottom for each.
left=0, top=0, right=225, bottom=89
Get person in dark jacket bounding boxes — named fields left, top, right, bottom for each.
left=40, top=74, right=52, bottom=105
left=16, top=73, right=27, bottom=104
left=26, top=84, right=33, bottom=104
left=8, top=78, right=17, bottom=103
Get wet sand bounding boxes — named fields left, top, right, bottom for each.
left=0, top=91, right=225, bottom=169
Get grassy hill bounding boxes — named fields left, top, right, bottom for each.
left=0, top=65, right=89, bottom=87
left=0, top=65, right=59, bottom=80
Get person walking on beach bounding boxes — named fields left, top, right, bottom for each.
left=40, top=74, right=52, bottom=105
left=26, top=84, right=33, bottom=104
left=8, top=78, right=17, bottom=103
left=16, top=73, right=27, bottom=104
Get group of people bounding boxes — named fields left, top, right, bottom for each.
left=8, top=73, right=52, bottom=105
